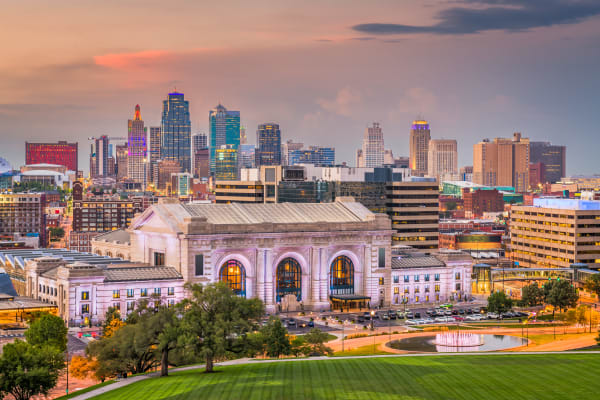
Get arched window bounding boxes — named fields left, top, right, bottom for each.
left=219, top=260, right=246, bottom=297
left=276, top=258, right=302, bottom=302
left=106, top=251, right=113, bottom=257
left=330, top=255, right=354, bottom=295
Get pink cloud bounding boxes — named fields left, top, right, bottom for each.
left=93, top=50, right=174, bottom=69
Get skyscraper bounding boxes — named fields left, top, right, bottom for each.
left=209, top=104, right=240, bottom=173
left=255, top=123, right=281, bottom=166
left=529, top=141, right=566, bottom=184
left=116, top=144, right=128, bottom=181
left=161, top=92, right=191, bottom=173
left=240, top=126, right=247, bottom=145
left=409, top=120, right=431, bottom=176
left=92, top=136, right=110, bottom=177
left=149, top=126, right=161, bottom=184
left=428, top=139, right=458, bottom=181
left=288, top=146, right=335, bottom=166
left=127, top=105, right=148, bottom=187
left=215, top=145, right=238, bottom=181
left=473, top=132, right=530, bottom=192
left=193, top=133, right=208, bottom=152
left=26, top=141, right=78, bottom=171
left=358, top=122, right=384, bottom=168
left=238, top=144, right=256, bottom=169
left=281, top=140, right=304, bottom=166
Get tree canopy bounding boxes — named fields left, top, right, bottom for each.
left=584, top=274, right=600, bottom=300
left=519, top=283, right=545, bottom=307
left=487, top=291, right=513, bottom=314
left=24, top=313, right=68, bottom=352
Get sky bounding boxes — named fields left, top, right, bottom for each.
left=0, top=0, right=599, bottom=175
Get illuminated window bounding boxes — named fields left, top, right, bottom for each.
left=140, top=288, right=148, bottom=297
left=112, top=290, right=120, bottom=299
left=126, top=289, right=134, bottom=298
left=81, top=304, right=90, bottom=314
left=81, top=291, right=89, bottom=300
left=276, top=258, right=302, bottom=302
left=329, top=255, right=354, bottom=295
left=219, top=260, right=246, bottom=297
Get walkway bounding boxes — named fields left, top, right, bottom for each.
left=68, top=350, right=600, bottom=400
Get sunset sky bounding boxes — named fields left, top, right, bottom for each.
left=1, top=0, right=599, bottom=174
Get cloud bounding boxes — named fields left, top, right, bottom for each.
left=316, top=87, right=362, bottom=117
left=352, top=0, right=600, bottom=35
left=348, top=37, right=376, bottom=41
left=93, top=50, right=174, bottom=69
left=388, top=87, right=438, bottom=120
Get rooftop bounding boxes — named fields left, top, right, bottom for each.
left=104, top=266, right=183, bottom=282
left=0, top=248, right=134, bottom=270
left=94, top=229, right=131, bottom=245
left=532, top=198, right=600, bottom=210
left=391, top=255, right=445, bottom=269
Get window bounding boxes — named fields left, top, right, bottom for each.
left=394, top=287, right=399, bottom=294
left=329, top=256, right=354, bottom=295
left=266, top=185, right=276, bottom=197
left=378, top=248, right=385, bottom=268
left=168, top=287, right=175, bottom=296
left=425, top=285, right=430, bottom=293
left=276, top=258, right=302, bottom=302
left=154, top=252, right=165, bottom=266
left=434, top=284, right=440, bottom=292
left=168, top=299, right=175, bottom=307
left=127, top=301, right=135, bottom=311
left=393, top=275, right=399, bottom=284
left=112, top=290, right=120, bottom=299
left=126, top=289, right=134, bottom=298
left=404, top=275, right=410, bottom=283
left=414, top=287, right=420, bottom=294
left=415, top=296, right=420, bottom=303
left=154, top=288, right=161, bottom=296
left=434, top=274, right=440, bottom=281
left=455, top=272, right=461, bottom=280
left=113, top=302, right=121, bottom=311
left=379, top=277, right=385, bottom=286
left=455, top=283, right=461, bottom=291
left=140, top=288, right=148, bottom=297
left=195, top=254, right=204, bottom=276
left=424, top=274, right=430, bottom=282
left=81, top=291, right=89, bottom=300
left=414, top=275, right=420, bottom=282
left=404, top=286, right=409, bottom=294
left=81, top=304, right=90, bottom=314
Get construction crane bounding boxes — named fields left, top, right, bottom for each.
left=87, top=136, right=127, bottom=141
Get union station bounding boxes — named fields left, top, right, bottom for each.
left=93, top=198, right=394, bottom=312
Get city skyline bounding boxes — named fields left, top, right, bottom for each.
left=1, top=1, right=598, bottom=174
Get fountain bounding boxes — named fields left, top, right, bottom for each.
left=434, top=332, right=483, bottom=347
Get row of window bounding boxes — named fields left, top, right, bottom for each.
left=81, top=287, right=175, bottom=300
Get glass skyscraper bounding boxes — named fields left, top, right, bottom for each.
left=161, top=92, right=191, bottom=173
left=288, top=146, right=335, bottom=166
left=209, top=104, right=240, bottom=173
left=255, top=123, right=282, bottom=166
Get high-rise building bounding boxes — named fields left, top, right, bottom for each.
left=116, top=144, right=128, bottom=181
left=511, top=198, right=600, bottom=269
left=288, top=146, right=335, bottom=166
left=169, top=172, right=193, bottom=198
left=127, top=105, right=148, bottom=187
left=161, top=92, right=191, bottom=173
left=281, top=140, right=304, bottom=166
left=156, top=160, right=181, bottom=191
left=238, top=144, right=256, bottom=169
left=529, top=141, right=566, bottom=184
left=386, top=178, right=439, bottom=250
left=209, top=104, right=240, bottom=173
left=255, top=123, right=282, bottom=166
left=149, top=127, right=161, bottom=183
left=358, top=123, right=385, bottom=168
left=215, top=145, right=238, bottom=181
left=428, top=139, right=457, bottom=181
left=409, top=120, right=431, bottom=177
left=0, top=193, right=47, bottom=247
left=193, top=133, right=208, bottom=153
left=240, top=126, right=247, bottom=145
left=473, top=132, right=530, bottom=193
left=193, top=148, right=210, bottom=179
left=92, top=136, right=110, bottom=178
left=26, top=141, right=78, bottom=171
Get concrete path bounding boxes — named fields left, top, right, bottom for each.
left=68, top=350, right=600, bottom=400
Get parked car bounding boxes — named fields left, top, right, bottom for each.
left=288, top=319, right=297, bottom=327
left=363, top=312, right=371, bottom=320
left=452, top=316, right=465, bottom=322
left=458, top=309, right=465, bottom=315
left=487, top=312, right=499, bottom=320
left=308, top=320, right=315, bottom=327
left=357, top=315, right=365, bottom=323
left=426, top=309, right=435, bottom=316
left=381, top=313, right=390, bottom=320
left=444, top=310, right=452, bottom=316
left=406, top=312, right=414, bottom=319
left=397, top=311, right=406, bottom=319
left=388, top=311, right=397, bottom=320
left=414, top=312, right=421, bottom=319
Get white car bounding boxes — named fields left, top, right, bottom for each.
left=487, top=312, right=499, bottom=319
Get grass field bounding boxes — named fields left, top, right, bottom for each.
left=90, top=354, right=600, bottom=400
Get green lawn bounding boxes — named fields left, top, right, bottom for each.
left=90, top=354, right=600, bottom=399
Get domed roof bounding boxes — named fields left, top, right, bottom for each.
left=0, top=158, right=11, bottom=175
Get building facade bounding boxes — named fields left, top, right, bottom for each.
left=529, top=141, right=566, bottom=184
left=255, top=123, right=281, bottom=166
left=209, top=104, right=240, bottom=173
left=462, top=188, right=504, bottom=218
left=215, top=145, right=238, bottom=181
left=409, top=120, right=431, bottom=177
left=148, top=126, right=161, bottom=184
left=96, top=199, right=394, bottom=312
left=161, top=92, right=191, bottom=173
left=127, top=105, right=148, bottom=187
left=358, top=123, right=385, bottom=168
left=0, top=193, right=47, bottom=247
left=194, top=148, right=210, bottom=179
left=387, top=178, right=439, bottom=250
left=115, top=144, right=128, bottom=181
left=26, top=141, right=78, bottom=172
left=289, top=147, right=335, bottom=166
left=510, top=198, right=600, bottom=269
left=428, top=139, right=457, bottom=181
left=281, top=140, right=304, bottom=166
left=473, top=133, right=530, bottom=193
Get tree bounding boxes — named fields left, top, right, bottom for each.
left=584, top=274, right=600, bottom=301
left=487, top=291, right=513, bottom=315
left=48, top=227, right=65, bottom=240
left=576, top=305, right=588, bottom=332
left=24, top=313, right=68, bottom=352
left=290, top=336, right=311, bottom=358
left=546, top=279, right=578, bottom=318
left=182, top=282, right=264, bottom=372
left=303, top=329, right=333, bottom=356
left=0, top=340, right=64, bottom=400
left=155, top=305, right=183, bottom=376
left=520, top=283, right=544, bottom=307
left=260, top=317, right=291, bottom=358
left=69, top=356, right=99, bottom=380
left=102, top=307, right=125, bottom=337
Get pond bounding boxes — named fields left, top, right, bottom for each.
left=389, top=334, right=527, bottom=353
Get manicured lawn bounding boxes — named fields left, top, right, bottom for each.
left=333, top=344, right=390, bottom=357
left=91, top=354, right=600, bottom=399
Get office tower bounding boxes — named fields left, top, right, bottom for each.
left=409, top=120, right=431, bottom=177
left=428, top=139, right=458, bottom=181
left=255, top=123, right=282, bottom=166
left=240, top=126, right=247, bottom=145
left=169, top=172, right=193, bottom=198
left=288, top=146, right=335, bottom=166
left=115, top=144, right=128, bottom=181
left=209, top=104, right=240, bottom=172
left=529, top=141, right=566, bottom=184
left=386, top=178, right=439, bottom=250
left=511, top=198, right=600, bottom=269
left=473, top=132, right=530, bottom=192
left=92, top=136, right=110, bottom=177
left=0, top=193, right=47, bottom=247
left=394, top=156, right=410, bottom=169
left=459, top=166, right=473, bottom=181
left=358, top=122, right=385, bottom=168
left=194, top=148, right=210, bottom=179
left=156, top=160, right=181, bottom=190
left=26, top=141, right=78, bottom=171
left=149, top=126, right=161, bottom=182
left=384, top=149, right=394, bottom=165
left=127, top=105, right=148, bottom=187
left=238, top=144, right=256, bottom=169
left=281, top=140, right=304, bottom=166
left=161, top=92, right=191, bottom=173
left=193, top=133, right=208, bottom=152
left=462, top=188, right=504, bottom=218
left=215, top=145, right=238, bottom=181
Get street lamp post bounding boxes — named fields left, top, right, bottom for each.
left=342, top=321, right=345, bottom=353
left=370, top=310, right=375, bottom=354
